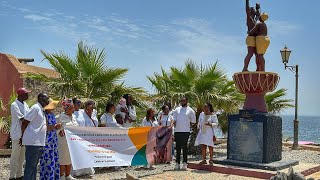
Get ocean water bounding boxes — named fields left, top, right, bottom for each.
left=281, top=115, right=320, bottom=144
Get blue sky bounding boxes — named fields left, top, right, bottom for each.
left=1, top=0, right=319, bottom=116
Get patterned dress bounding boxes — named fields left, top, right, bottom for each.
left=39, top=112, right=60, bottom=180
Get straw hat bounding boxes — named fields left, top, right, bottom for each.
left=44, top=98, right=59, bottom=110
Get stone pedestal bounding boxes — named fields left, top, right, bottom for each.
left=227, top=111, right=282, bottom=163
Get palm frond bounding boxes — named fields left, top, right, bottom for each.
left=265, top=88, right=294, bottom=114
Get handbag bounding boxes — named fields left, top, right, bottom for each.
left=212, top=135, right=217, bottom=142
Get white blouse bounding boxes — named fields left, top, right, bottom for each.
left=158, top=114, right=174, bottom=127
left=73, top=109, right=86, bottom=127
left=197, top=112, right=218, bottom=134
left=100, top=113, right=120, bottom=127
left=141, top=117, right=158, bottom=127
left=83, top=111, right=99, bottom=127
left=57, top=113, right=79, bottom=127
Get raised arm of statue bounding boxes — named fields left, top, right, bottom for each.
left=256, top=3, right=261, bottom=11
left=246, top=0, right=250, bottom=14
left=255, top=3, right=261, bottom=21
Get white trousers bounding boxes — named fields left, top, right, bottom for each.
left=9, top=140, right=25, bottom=178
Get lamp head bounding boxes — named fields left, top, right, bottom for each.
left=280, top=45, right=291, bottom=64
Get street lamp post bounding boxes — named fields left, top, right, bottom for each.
left=280, top=45, right=299, bottom=150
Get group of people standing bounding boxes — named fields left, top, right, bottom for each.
left=9, top=87, right=220, bottom=180
left=9, top=88, right=137, bottom=180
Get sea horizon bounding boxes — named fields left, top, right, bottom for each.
left=281, top=115, right=320, bottom=144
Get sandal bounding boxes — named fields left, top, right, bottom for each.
left=209, top=160, right=214, bottom=165
left=199, top=160, right=207, bottom=165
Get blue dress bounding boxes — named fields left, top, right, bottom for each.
left=40, top=112, right=60, bottom=180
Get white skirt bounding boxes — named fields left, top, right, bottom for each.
left=194, top=127, right=214, bottom=147
left=58, top=135, right=72, bottom=165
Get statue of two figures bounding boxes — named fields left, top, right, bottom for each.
left=242, top=0, right=270, bottom=72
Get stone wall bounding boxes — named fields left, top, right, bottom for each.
left=23, top=77, right=53, bottom=102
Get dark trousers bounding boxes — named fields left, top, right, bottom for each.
left=175, top=132, right=190, bottom=164
left=24, top=145, right=43, bottom=180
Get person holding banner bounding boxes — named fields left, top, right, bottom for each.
left=158, top=105, right=174, bottom=127
left=121, top=94, right=136, bottom=127
left=115, top=114, right=124, bottom=126
left=172, top=97, right=196, bottom=170
left=142, top=108, right=159, bottom=127
left=100, top=102, right=121, bottom=127
left=158, top=105, right=175, bottom=160
left=71, top=99, right=96, bottom=177
left=142, top=108, right=158, bottom=169
left=72, top=98, right=85, bottom=127
left=57, top=98, right=78, bottom=180
left=157, top=101, right=173, bottom=120
left=40, top=98, right=61, bottom=180
left=83, top=100, right=99, bottom=127
left=194, top=102, right=219, bottom=165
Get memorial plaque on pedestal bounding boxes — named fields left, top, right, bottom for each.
left=227, top=112, right=282, bottom=163
left=228, top=119, right=264, bottom=162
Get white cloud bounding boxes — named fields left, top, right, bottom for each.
left=268, top=20, right=301, bottom=36
left=64, top=15, right=75, bottom=20
left=24, top=14, right=51, bottom=22
left=153, top=18, right=243, bottom=62
left=88, top=25, right=109, bottom=32
left=18, top=8, right=30, bottom=13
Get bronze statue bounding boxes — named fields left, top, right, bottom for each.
left=248, top=12, right=270, bottom=71
left=242, top=0, right=261, bottom=72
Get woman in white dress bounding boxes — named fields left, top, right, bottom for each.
left=100, top=102, right=121, bottom=127
left=121, top=94, right=137, bottom=127
left=72, top=98, right=85, bottom=127
left=141, top=108, right=158, bottom=169
left=158, top=105, right=174, bottom=127
left=57, top=98, right=78, bottom=180
left=83, top=100, right=99, bottom=127
left=142, top=108, right=158, bottom=127
left=72, top=100, right=96, bottom=177
left=158, top=105, right=175, bottom=160
left=157, top=101, right=173, bottom=120
left=194, top=102, right=218, bottom=165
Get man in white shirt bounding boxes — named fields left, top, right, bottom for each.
left=9, top=88, right=31, bottom=180
left=172, top=97, right=196, bottom=170
left=121, top=94, right=137, bottom=127
left=20, top=93, right=49, bottom=180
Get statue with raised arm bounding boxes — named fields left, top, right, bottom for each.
left=242, top=0, right=261, bottom=72
left=247, top=12, right=270, bottom=71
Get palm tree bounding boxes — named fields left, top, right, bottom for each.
left=26, top=42, right=149, bottom=117
left=265, top=88, right=294, bottom=114
left=148, top=60, right=243, bottom=112
left=149, top=60, right=244, bottom=114
left=148, top=60, right=244, bottom=153
left=27, top=42, right=127, bottom=99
